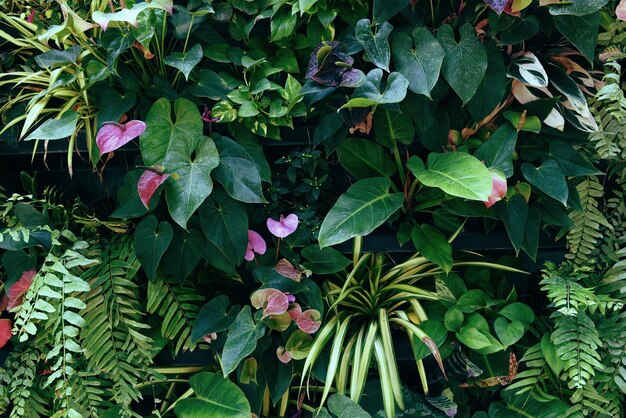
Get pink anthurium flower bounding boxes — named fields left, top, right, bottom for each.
left=245, top=230, right=267, bottom=261
left=96, top=120, right=146, bottom=155
left=203, top=333, right=218, bottom=344
left=483, top=170, right=507, bottom=209
left=287, top=302, right=302, bottom=321
left=618, top=0, right=626, bottom=20
left=7, top=270, right=35, bottom=311
left=267, top=214, right=299, bottom=238
left=250, top=288, right=289, bottom=318
left=138, top=169, right=169, bottom=209
left=296, top=309, right=321, bottom=334
left=277, top=346, right=292, bottom=364
left=0, top=319, right=11, bottom=349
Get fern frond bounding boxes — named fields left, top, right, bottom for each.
left=147, top=274, right=203, bottom=355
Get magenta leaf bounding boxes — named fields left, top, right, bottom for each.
left=7, top=270, right=35, bottom=311
left=296, top=309, right=322, bottom=334
left=0, top=319, right=11, bottom=349
left=275, top=259, right=301, bottom=282
left=245, top=230, right=267, bottom=261
left=96, top=120, right=146, bottom=155
left=287, top=302, right=302, bottom=321
left=267, top=214, right=299, bottom=238
left=250, top=288, right=289, bottom=318
left=138, top=169, right=170, bottom=209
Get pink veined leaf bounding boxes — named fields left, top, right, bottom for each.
left=275, top=259, right=301, bottom=282
left=287, top=302, right=302, bottom=321
left=422, top=336, right=447, bottom=380
left=267, top=214, right=299, bottom=238
left=483, top=170, right=507, bottom=209
left=250, top=288, right=289, bottom=318
left=296, top=309, right=321, bottom=334
left=245, top=230, right=267, bottom=261
left=0, top=319, right=11, bottom=349
left=617, top=0, right=626, bottom=20
left=96, top=120, right=146, bottom=155
left=277, top=346, right=292, bottom=364
left=138, top=169, right=170, bottom=209
left=7, top=270, right=36, bottom=311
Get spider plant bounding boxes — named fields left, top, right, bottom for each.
left=301, top=236, right=524, bottom=417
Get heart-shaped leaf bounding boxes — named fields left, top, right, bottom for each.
left=306, top=41, right=354, bottom=87
left=0, top=319, right=11, bottom=349
left=97, top=120, right=146, bottom=155
left=162, top=228, right=204, bottom=282
left=174, top=372, right=251, bottom=418
left=251, top=288, right=289, bottom=318
left=374, top=106, right=415, bottom=147
left=521, top=159, right=568, bottom=205
left=467, top=40, right=507, bottom=121
left=355, top=19, right=392, bottom=72
left=392, top=27, right=444, bottom=97
left=221, top=306, right=266, bottom=376
left=437, top=24, right=487, bottom=104
left=341, top=69, right=409, bottom=108
left=164, top=43, right=203, bottom=81
left=494, top=317, right=525, bottom=349
left=133, top=215, right=173, bottom=280
left=296, top=309, right=322, bottom=334
left=474, top=124, right=518, bottom=177
left=411, top=224, right=453, bottom=273
left=318, top=177, right=404, bottom=247
left=191, top=295, right=239, bottom=342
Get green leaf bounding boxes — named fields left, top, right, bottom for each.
left=133, top=215, right=173, bottom=280
left=111, top=170, right=157, bottom=219
left=165, top=138, right=220, bottom=228
left=301, top=245, right=351, bottom=274
left=341, top=69, right=409, bottom=108
left=374, top=106, right=415, bottom=147
left=174, top=372, right=251, bottom=418
left=221, top=306, right=266, bottom=376
left=34, top=45, right=81, bottom=68
left=328, top=394, right=371, bottom=417
left=548, top=140, right=600, bottom=177
left=499, top=302, right=535, bottom=327
left=474, top=124, right=518, bottom=177
left=548, top=0, right=608, bottom=16
left=23, top=111, right=79, bottom=141
left=467, top=40, right=506, bottom=121
left=495, top=194, right=528, bottom=254
left=373, top=0, right=406, bottom=22
left=162, top=228, right=204, bottom=282
left=212, top=135, right=266, bottom=203
left=199, top=189, right=248, bottom=272
left=191, top=69, right=234, bottom=100
left=271, top=11, right=297, bottom=42
left=392, top=27, right=445, bottom=98
left=191, top=295, right=240, bottom=342
left=261, top=347, right=294, bottom=405
left=164, top=43, right=203, bottom=81
left=522, top=206, right=540, bottom=261
left=411, top=224, right=453, bottom=273
left=521, top=160, right=568, bottom=206
left=337, top=138, right=396, bottom=179
left=437, top=24, right=487, bottom=104
left=456, top=289, right=488, bottom=313
left=355, top=19, right=392, bottom=72
left=444, top=308, right=464, bottom=332
left=318, top=177, right=404, bottom=247
left=408, top=152, right=492, bottom=201
left=503, top=111, right=541, bottom=133
left=97, top=88, right=136, bottom=130
left=494, top=318, right=524, bottom=349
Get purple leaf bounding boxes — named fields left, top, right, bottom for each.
left=306, top=41, right=355, bottom=87
left=484, top=0, right=511, bottom=14
left=340, top=68, right=366, bottom=88
left=138, top=169, right=169, bottom=209
left=96, top=120, right=146, bottom=155
left=245, top=230, right=267, bottom=261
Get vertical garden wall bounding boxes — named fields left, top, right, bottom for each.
left=0, top=0, right=625, bottom=417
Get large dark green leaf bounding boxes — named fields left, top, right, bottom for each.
left=318, top=177, right=404, bottom=247
left=34, top=45, right=81, bottom=68
left=467, top=40, right=506, bottom=121
left=191, top=295, right=240, bottom=342
left=133, top=215, right=173, bottom=280
left=164, top=43, right=203, bottom=80
left=474, top=124, right=518, bottom=177
left=373, top=0, right=406, bottom=22
left=111, top=170, right=158, bottom=219
left=374, top=106, right=415, bottom=147
left=212, top=135, right=266, bottom=203
left=301, top=245, right=351, bottom=274
left=190, top=69, right=234, bottom=100
left=408, top=153, right=492, bottom=201
left=221, top=306, right=266, bottom=376
left=23, top=111, right=79, bottom=141
left=337, top=138, right=396, bottom=179
left=174, top=372, right=251, bottom=418
left=554, top=14, right=599, bottom=63
left=521, top=207, right=540, bottom=261
left=411, top=224, right=453, bottom=273
left=495, top=194, right=528, bottom=255
left=97, top=87, right=136, bottom=129
left=392, top=27, right=444, bottom=98
left=437, top=24, right=487, bottom=104
left=355, top=19, right=392, bottom=72
left=521, top=160, right=568, bottom=206
left=548, top=0, right=608, bottom=15
left=199, top=189, right=248, bottom=272
left=165, top=138, right=220, bottom=228
left=261, top=347, right=294, bottom=405
left=548, top=140, right=600, bottom=177
left=162, top=228, right=204, bottom=281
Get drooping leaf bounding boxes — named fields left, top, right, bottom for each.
left=521, top=160, right=569, bottom=206
left=164, top=43, right=203, bottom=81
left=174, top=372, right=251, bottom=418
left=548, top=141, right=600, bottom=177
left=191, top=69, right=234, bottom=100
left=495, top=194, right=528, bottom=254
left=411, top=224, right=453, bottom=273
left=553, top=14, right=598, bottom=63
left=191, top=295, right=239, bottom=342
left=112, top=170, right=159, bottom=218
left=133, top=215, right=174, bottom=280
left=0, top=319, right=11, bottom=349
left=337, top=138, right=396, bottom=179
left=221, top=306, right=266, bottom=376
left=355, top=19, right=392, bottom=72
left=23, top=111, right=79, bottom=141
left=318, top=177, right=404, bottom=247
left=408, top=153, right=492, bottom=201
left=301, top=245, right=351, bottom=274
left=437, top=24, right=487, bottom=104
left=93, top=2, right=169, bottom=31
left=392, top=27, right=445, bottom=98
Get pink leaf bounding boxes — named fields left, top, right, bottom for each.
left=267, top=214, right=299, bottom=238
left=618, top=0, right=626, bottom=20
left=277, top=346, right=292, bottom=364
left=275, top=259, right=301, bottom=282
left=7, top=270, right=35, bottom=311
left=0, top=319, right=11, bottom=349
left=287, top=302, right=302, bottom=321
left=296, top=309, right=321, bottom=334
left=483, top=170, right=507, bottom=209
left=138, top=169, right=170, bottom=209
left=250, top=288, right=289, bottom=318
left=422, top=336, right=447, bottom=380
left=245, top=230, right=267, bottom=261
left=96, top=120, right=146, bottom=155
left=0, top=295, right=7, bottom=312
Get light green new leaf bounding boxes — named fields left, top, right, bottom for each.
left=408, top=152, right=492, bottom=201
left=392, top=27, right=444, bottom=97
left=133, top=215, right=173, bottom=280
left=164, top=43, right=203, bottom=81
left=437, top=24, right=487, bottom=104
left=174, top=372, right=251, bottom=418
left=23, top=111, right=79, bottom=141
left=221, top=306, right=266, bottom=376
left=355, top=19, right=392, bottom=72
left=411, top=224, right=453, bottom=273
left=318, top=177, right=404, bottom=247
